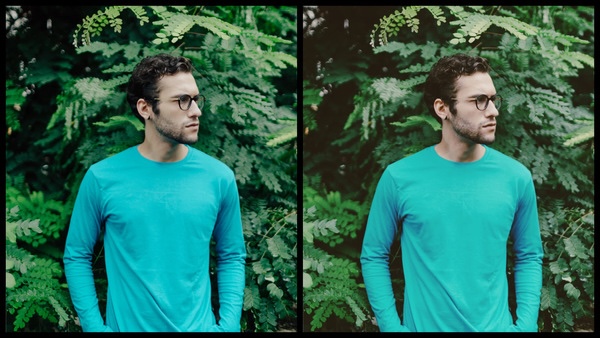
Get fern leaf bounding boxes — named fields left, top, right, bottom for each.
left=563, top=236, right=589, bottom=260
left=564, top=282, right=581, bottom=299
left=563, top=122, right=593, bottom=147
left=562, top=51, right=595, bottom=69
left=6, top=272, right=16, bottom=289
left=48, top=296, right=70, bottom=327
left=371, top=78, right=410, bottom=103
left=258, top=166, right=283, bottom=193
left=74, top=77, right=112, bottom=103
left=93, top=115, right=144, bottom=132
left=303, top=272, right=314, bottom=289
left=243, top=283, right=261, bottom=310
left=557, top=170, right=579, bottom=193
left=267, top=235, right=292, bottom=260
left=424, top=6, right=447, bottom=26
left=312, top=219, right=339, bottom=237
left=267, top=282, right=284, bottom=299
left=540, top=286, right=558, bottom=311
left=194, top=15, right=242, bottom=40
left=391, top=114, right=441, bottom=131
left=266, top=124, right=297, bottom=147
left=346, top=296, right=367, bottom=327
left=494, top=15, right=539, bottom=40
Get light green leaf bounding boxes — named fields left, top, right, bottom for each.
left=303, top=220, right=314, bottom=243
left=6, top=272, right=16, bottom=289
left=267, top=235, right=292, bottom=259
left=267, top=282, right=284, bottom=298
left=564, top=283, right=581, bottom=299
left=303, top=272, right=313, bottom=288
left=303, top=259, right=312, bottom=270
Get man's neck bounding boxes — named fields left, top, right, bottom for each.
left=434, top=139, right=485, bottom=163
left=137, top=139, right=188, bottom=162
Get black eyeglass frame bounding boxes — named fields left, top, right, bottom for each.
left=151, top=94, right=205, bottom=111
left=465, top=94, right=502, bottom=111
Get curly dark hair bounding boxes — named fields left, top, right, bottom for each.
left=126, top=53, right=195, bottom=124
left=423, top=53, right=491, bottom=123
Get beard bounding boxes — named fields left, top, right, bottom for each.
left=151, top=109, right=198, bottom=145
left=448, top=111, right=495, bottom=145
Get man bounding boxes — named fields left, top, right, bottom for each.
left=360, top=53, right=543, bottom=332
left=63, top=53, right=247, bottom=332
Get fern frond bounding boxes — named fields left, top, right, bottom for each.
left=371, top=78, right=411, bottom=103
left=563, top=121, right=594, bottom=147
left=93, top=115, right=144, bottom=132
left=561, top=51, right=595, bottom=69
left=266, top=124, right=297, bottom=147
left=391, top=115, right=441, bottom=131
left=492, top=15, right=539, bottom=39
left=73, top=78, right=112, bottom=103
left=346, top=295, right=368, bottom=327
left=72, top=6, right=137, bottom=48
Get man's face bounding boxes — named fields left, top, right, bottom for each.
left=150, top=72, right=202, bottom=145
left=447, top=72, right=499, bottom=145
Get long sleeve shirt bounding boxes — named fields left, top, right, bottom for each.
left=361, top=145, right=543, bottom=332
left=63, top=145, right=246, bottom=332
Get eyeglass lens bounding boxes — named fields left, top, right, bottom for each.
left=475, top=95, right=501, bottom=110
left=179, top=94, right=204, bottom=111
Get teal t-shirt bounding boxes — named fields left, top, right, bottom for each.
left=63, top=145, right=246, bottom=332
left=360, top=145, right=543, bottom=332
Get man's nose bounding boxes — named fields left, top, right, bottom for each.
left=486, top=102, right=499, bottom=117
left=188, top=101, right=202, bottom=117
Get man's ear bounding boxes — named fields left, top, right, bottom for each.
left=433, top=98, right=448, bottom=121
left=137, top=98, right=152, bottom=121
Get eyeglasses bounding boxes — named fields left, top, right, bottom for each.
left=470, top=94, right=502, bottom=111
left=152, top=94, right=205, bottom=111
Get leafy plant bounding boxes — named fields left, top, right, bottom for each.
left=538, top=206, right=594, bottom=331
left=304, top=188, right=368, bottom=247
left=6, top=187, right=71, bottom=251
left=302, top=206, right=374, bottom=332
left=6, top=5, right=297, bottom=332
left=240, top=207, right=297, bottom=331
left=6, top=201, right=75, bottom=332
left=5, top=79, right=27, bottom=135
left=303, top=5, right=593, bottom=332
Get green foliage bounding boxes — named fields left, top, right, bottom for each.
left=563, top=119, right=594, bottom=147
left=304, top=188, right=368, bottom=247
left=370, top=6, right=448, bottom=46
left=538, top=206, right=594, bottom=331
left=73, top=6, right=150, bottom=48
left=6, top=186, right=71, bottom=252
left=152, top=7, right=243, bottom=44
left=303, top=5, right=593, bottom=332
left=302, top=80, right=324, bottom=134
left=302, top=206, right=373, bottom=331
left=6, top=203, right=75, bottom=331
left=242, top=208, right=297, bottom=331
left=5, top=79, right=27, bottom=134
left=6, top=5, right=296, bottom=332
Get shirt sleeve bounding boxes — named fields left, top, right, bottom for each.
left=63, top=170, right=112, bottom=332
left=211, top=175, right=247, bottom=332
left=510, top=174, right=544, bottom=332
left=360, top=169, right=410, bottom=332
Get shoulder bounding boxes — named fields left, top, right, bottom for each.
left=376, top=146, right=435, bottom=187
left=485, top=146, right=532, bottom=178
left=188, top=147, right=235, bottom=178
left=88, top=146, right=138, bottom=172
left=387, top=146, right=435, bottom=172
